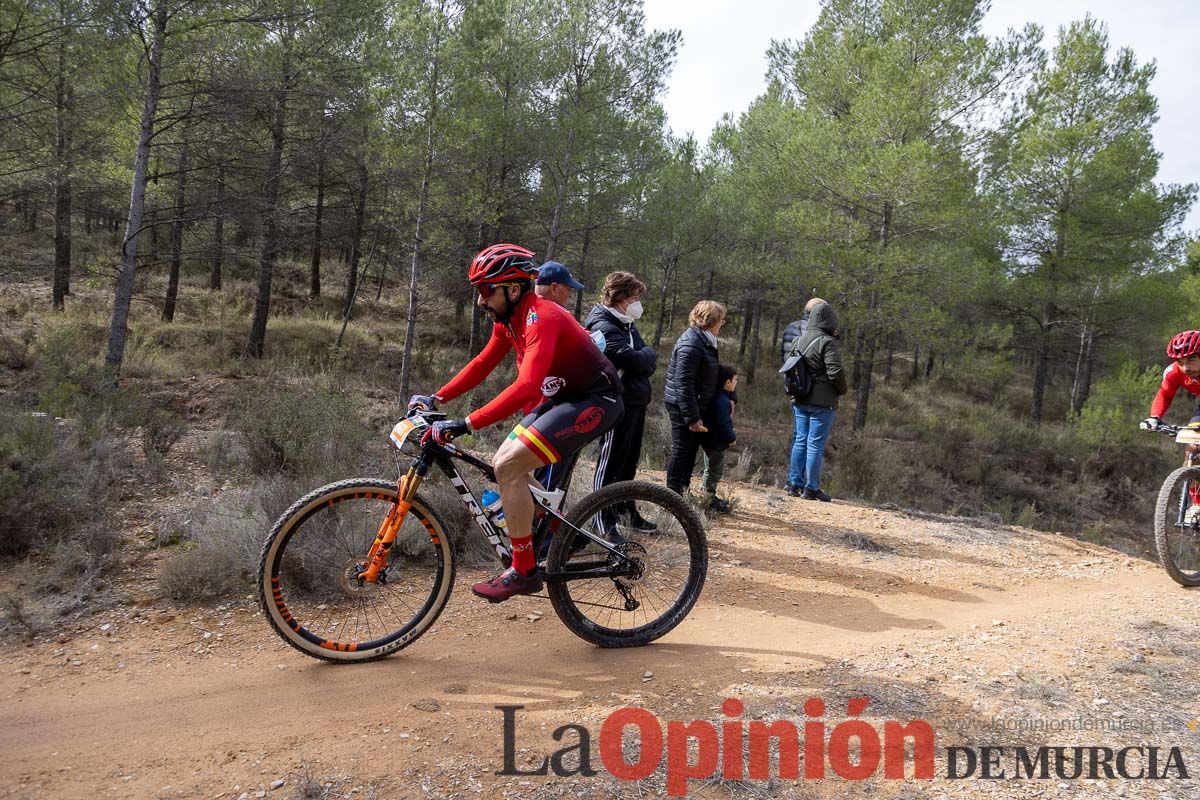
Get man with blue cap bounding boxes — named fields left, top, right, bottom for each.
left=535, top=261, right=584, bottom=309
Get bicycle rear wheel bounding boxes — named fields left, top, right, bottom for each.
left=258, top=478, right=455, bottom=662
left=1154, top=466, right=1200, bottom=587
left=546, top=480, right=707, bottom=647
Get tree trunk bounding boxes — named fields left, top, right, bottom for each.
left=105, top=0, right=167, bottom=371
left=705, top=268, right=714, bottom=297
left=1077, top=331, right=1097, bottom=412
left=738, top=295, right=753, bottom=359
left=246, top=45, right=290, bottom=359
left=162, top=135, right=188, bottom=322
left=668, top=275, right=679, bottom=331
left=854, top=206, right=892, bottom=430
left=883, top=338, right=894, bottom=383
left=925, top=347, right=935, bottom=379
left=375, top=248, right=390, bottom=302
left=770, top=306, right=781, bottom=359
left=852, top=333, right=876, bottom=432
left=1070, top=323, right=1097, bottom=415
left=52, top=153, right=72, bottom=310
left=544, top=130, right=575, bottom=262
left=1031, top=307, right=1054, bottom=424
left=399, top=8, right=443, bottom=400
left=746, top=297, right=763, bottom=384
left=911, top=342, right=920, bottom=381
left=469, top=302, right=483, bottom=356
left=210, top=163, right=224, bottom=290
left=1069, top=321, right=1085, bottom=415
left=1034, top=210, right=1068, bottom=424
left=573, top=221, right=592, bottom=320
left=145, top=209, right=157, bottom=269
left=651, top=255, right=676, bottom=349
left=851, top=327, right=867, bottom=389
left=344, top=159, right=368, bottom=317
left=309, top=145, right=325, bottom=298
left=51, top=44, right=72, bottom=311
left=145, top=155, right=161, bottom=270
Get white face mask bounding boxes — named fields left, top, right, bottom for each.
left=625, top=300, right=644, bottom=320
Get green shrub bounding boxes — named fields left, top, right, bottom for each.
left=0, top=593, right=42, bottom=638
left=37, top=526, right=121, bottom=607
left=142, top=406, right=187, bottom=461
left=158, top=476, right=306, bottom=601
left=199, top=429, right=249, bottom=475
left=0, top=413, right=121, bottom=559
left=158, top=545, right=243, bottom=602
left=1074, top=361, right=1164, bottom=451
left=231, top=381, right=371, bottom=480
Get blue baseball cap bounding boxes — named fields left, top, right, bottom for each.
left=536, top=261, right=584, bottom=289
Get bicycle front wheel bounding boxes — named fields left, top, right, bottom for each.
left=257, top=478, right=455, bottom=662
left=1154, top=466, right=1200, bottom=588
left=547, top=480, right=707, bottom=647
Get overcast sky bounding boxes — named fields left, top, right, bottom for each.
left=642, top=0, right=1199, bottom=232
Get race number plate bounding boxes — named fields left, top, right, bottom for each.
left=390, top=417, right=428, bottom=450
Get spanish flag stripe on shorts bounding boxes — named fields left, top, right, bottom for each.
left=511, top=424, right=560, bottom=465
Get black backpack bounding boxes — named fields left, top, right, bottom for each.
left=779, top=337, right=818, bottom=403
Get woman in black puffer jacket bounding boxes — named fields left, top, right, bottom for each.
left=585, top=271, right=658, bottom=531
left=663, top=300, right=725, bottom=495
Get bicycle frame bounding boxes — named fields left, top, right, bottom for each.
left=358, top=412, right=635, bottom=585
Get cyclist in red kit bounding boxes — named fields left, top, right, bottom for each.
left=408, top=244, right=623, bottom=602
left=1144, top=331, right=1200, bottom=429
left=1144, top=330, right=1200, bottom=523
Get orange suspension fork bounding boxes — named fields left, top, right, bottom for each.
left=358, top=468, right=422, bottom=583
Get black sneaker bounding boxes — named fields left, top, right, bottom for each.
left=786, top=485, right=802, bottom=498
left=628, top=516, right=658, bottom=533
left=593, top=519, right=627, bottom=546
left=708, top=496, right=732, bottom=514
left=802, top=488, right=832, bottom=502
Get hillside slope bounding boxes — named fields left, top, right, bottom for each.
left=2, top=482, right=1197, bottom=800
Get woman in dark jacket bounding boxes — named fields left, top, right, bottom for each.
left=585, top=272, right=658, bottom=531
left=786, top=301, right=847, bottom=501
left=664, top=300, right=725, bottom=495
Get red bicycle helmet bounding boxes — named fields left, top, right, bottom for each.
left=1167, top=330, right=1200, bottom=360
left=467, top=244, right=537, bottom=285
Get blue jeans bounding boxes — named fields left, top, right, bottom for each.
left=788, top=404, right=836, bottom=491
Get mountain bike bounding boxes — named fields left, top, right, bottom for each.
left=257, top=409, right=708, bottom=662
left=1143, top=422, right=1200, bottom=587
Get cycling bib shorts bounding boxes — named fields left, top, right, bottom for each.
left=510, top=392, right=623, bottom=466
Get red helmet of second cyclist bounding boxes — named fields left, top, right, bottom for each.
left=1167, top=330, right=1200, bottom=360
left=468, top=244, right=538, bottom=285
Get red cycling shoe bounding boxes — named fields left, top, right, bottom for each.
left=471, top=567, right=544, bottom=603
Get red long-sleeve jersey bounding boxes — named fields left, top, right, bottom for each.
left=435, top=292, right=618, bottom=430
left=1150, top=362, right=1200, bottom=418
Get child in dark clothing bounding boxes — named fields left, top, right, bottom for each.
left=701, top=365, right=738, bottom=513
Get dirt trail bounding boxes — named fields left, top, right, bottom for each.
left=3, top=483, right=1198, bottom=800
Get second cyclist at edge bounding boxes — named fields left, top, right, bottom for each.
left=408, top=244, right=624, bottom=602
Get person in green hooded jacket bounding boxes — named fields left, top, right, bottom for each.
left=785, top=301, right=847, bottom=501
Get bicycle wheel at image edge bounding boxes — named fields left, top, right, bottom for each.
left=1154, top=465, right=1200, bottom=588
left=257, top=478, right=456, bottom=662
left=546, top=480, right=708, bottom=647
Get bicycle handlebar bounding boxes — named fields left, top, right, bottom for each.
left=1142, top=422, right=1184, bottom=435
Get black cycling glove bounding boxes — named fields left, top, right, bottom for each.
left=424, top=418, right=470, bottom=445
left=407, top=394, right=439, bottom=412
